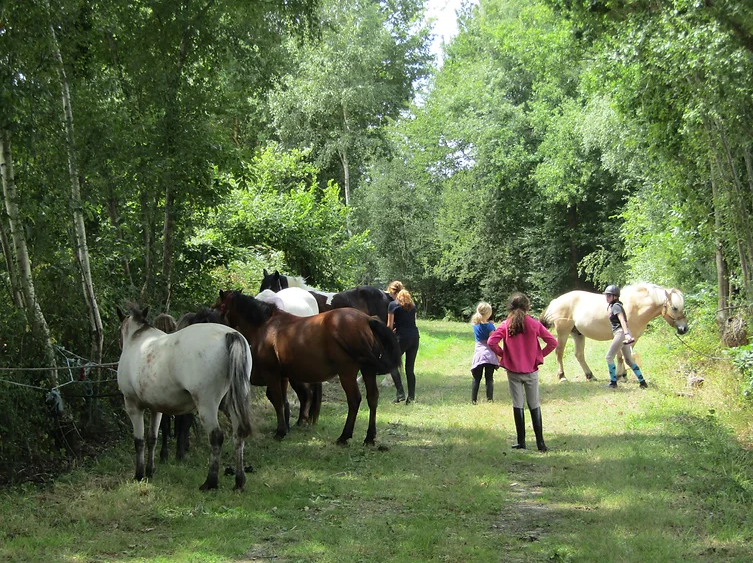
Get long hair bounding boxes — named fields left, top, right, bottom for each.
left=396, top=289, right=415, bottom=311
left=471, top=301, right=492, bottom=325
left=506, top=293, right=530, bottom=337
left=388, top=280, right=404, bottom=296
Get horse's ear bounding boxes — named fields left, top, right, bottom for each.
left=116, top=307, right=125, bottom=322
left=665, top=290, right=671, bottom=302
left=142, top=306, right=149, bottom=320
left=274, top=270, right=280, bottom=278
left=263, top=269, right=269, bottom=277
left=219, top=290, right=226, bottom=299
left=238, top=288, right=243, bottom=293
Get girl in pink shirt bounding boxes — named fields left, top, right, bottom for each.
left=488, top=293, right=557, bottom=452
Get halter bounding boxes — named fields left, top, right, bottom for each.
left=662, top=290, right=686, bottom=326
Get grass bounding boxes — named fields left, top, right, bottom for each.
left=2, top=319, right=753, bottom=562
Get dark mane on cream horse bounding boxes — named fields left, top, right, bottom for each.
left=540, top=283, right=688, bottom=382
left=214, top=290, right=401, bottom=445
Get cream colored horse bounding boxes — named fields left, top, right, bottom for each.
left=540, top=284, right=688, bottom=381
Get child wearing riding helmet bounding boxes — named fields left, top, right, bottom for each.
left=470, top=301, right=499, bottom=404
left=604, top=285, right=648, bottom=389
left=488, top=293, right=557, bottom=452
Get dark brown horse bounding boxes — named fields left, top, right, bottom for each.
left=178, top=306, right=322, bottom=430
left=215, top=290, right=401, bottom=445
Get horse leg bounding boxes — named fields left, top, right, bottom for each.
left=555, top=327, right=570, bottom=382
left=361, top=369, right=379, bottom=446
left=159, top=415, right=170, bottom=462
left=227, top=406, right=248, bottom=491
left=124, top=399, right=146, bottom=481
left=176, top=414, right=190, bottom=460
left=198, top=407, right=223, bottom=491
left=265, top=378, right=289, bottom=440
left=336, top=370, right=362, bottom=445
left=290, top=380, right=311, bottom=426
left=616, top=350, right=627, bottom=381
left=146, top=411, right=162, bottom=479
left=572, top=333, right=596, bottom=381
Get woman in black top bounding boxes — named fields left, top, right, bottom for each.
left=387, top=289, right=420, bottom=404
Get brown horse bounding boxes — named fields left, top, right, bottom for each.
left=214, top=290, right=401, bottom=445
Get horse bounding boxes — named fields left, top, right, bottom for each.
left=117, top=303, right=253, bottom=490
left=255, top=287, right=320, bottom=317
left=214, top=290, right=401, bottom=445
left=179, top=303, right=322, bottom=429
left=153, top=313, right=194, bottom=463
left=258, top=269, right=392, bottom=318
left=259, top=270, right=399, bottom=386
left=540, top=283, right=688, bottom=382
left=255, top=287, right=323, bottom=427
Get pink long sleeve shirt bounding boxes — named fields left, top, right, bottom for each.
left=487, top=315, right=558, bottom=374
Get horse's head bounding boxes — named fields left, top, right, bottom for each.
left=662, top=289, right=688, bottom=335
left=259, top=269, right=286, bottom=293
left=116, top=303, right=150, bottom=348
left=216, top=289, right=278, bottom=329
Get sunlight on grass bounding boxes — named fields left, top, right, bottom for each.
left=2, top=319, right=753, bottom=562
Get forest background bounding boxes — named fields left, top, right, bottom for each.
left=2, top=0, right=753, bottom=480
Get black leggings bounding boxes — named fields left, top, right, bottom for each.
left=399, top=336, right=420, bottom=399
left=471, top=364, right=495, bottom=402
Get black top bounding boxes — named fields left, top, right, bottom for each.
left=608, top=301, right=626, bottom=333
left=388, top=300, right=419, bottom=339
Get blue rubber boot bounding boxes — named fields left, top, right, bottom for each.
left=607, top=363, right=618, bottom=388
left=632, top=364, right=648, bottom=388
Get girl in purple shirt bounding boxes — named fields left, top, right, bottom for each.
left=470, top=302, right=499, bottom=404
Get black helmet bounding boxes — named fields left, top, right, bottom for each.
left=604, top=285, right=620, bottom=298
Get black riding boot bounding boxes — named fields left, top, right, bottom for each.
left=529, top=407, right=548, bottom=452
left=471, top=378, right=480, bottom=404
left=512, top=408, right=526, bottom=449
left=391, top=368, right=406, bottom=403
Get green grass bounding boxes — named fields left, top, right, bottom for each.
left=2, top=319, right=753, bottom=562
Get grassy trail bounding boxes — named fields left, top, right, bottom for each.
left=2, top=319, right=753, bottom=562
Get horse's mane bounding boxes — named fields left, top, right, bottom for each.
left=177, top=307, right=225, bottom=330
left=232, top=291, right=278, bottom=325
left=625, top=283, right=683, bottom=307
left=285, top=275, right=314, bottom=291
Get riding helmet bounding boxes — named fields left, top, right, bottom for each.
left=604, top=285, right=620, bottom=298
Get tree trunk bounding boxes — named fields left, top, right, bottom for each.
left=161, top=182, right=175, bottom=312
left=709, top=168, right=729, bottom=326
left=49, top=13, right=104, bottom=363
left=1, top=129, right=58, bottom=387
left=0, top=207, right=23, bottom=307
left=139, top=188, right=153, bottom=302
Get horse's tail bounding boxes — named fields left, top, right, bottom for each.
left=539, top=305, right=553, bottom=329
left=364, top=318, right=401, bottom=374
left=225, top=331, right=253, bottom=438
left=309, top=383, right=323, bottom=425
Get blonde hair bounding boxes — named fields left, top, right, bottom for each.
left=388, top=280, right=404, bottom=295
left=154, top=313, right=177, bottom=334
left=396, top=289, right=415, bottom=311
left=471, top=301, right=492, bottom=325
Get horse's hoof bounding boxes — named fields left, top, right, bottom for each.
left=335, top=438, right=349, bottom=446
left=199, top=479, right=219, bottom=491
left=558, top=377, right=568, bottom=383
left=234, top=474, right=247, bottom=491
left=244, top=465, right=255, bottom=473
left=273, top=433, right=286, bottom=442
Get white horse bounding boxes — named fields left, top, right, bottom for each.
left=255, top=287, right=319, bottom=317
left=117, top=304, right=253, bottom=490
left=540, top=284, right=688, bottom=382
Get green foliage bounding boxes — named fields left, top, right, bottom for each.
left=196, top=144, right=371, bottom=291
